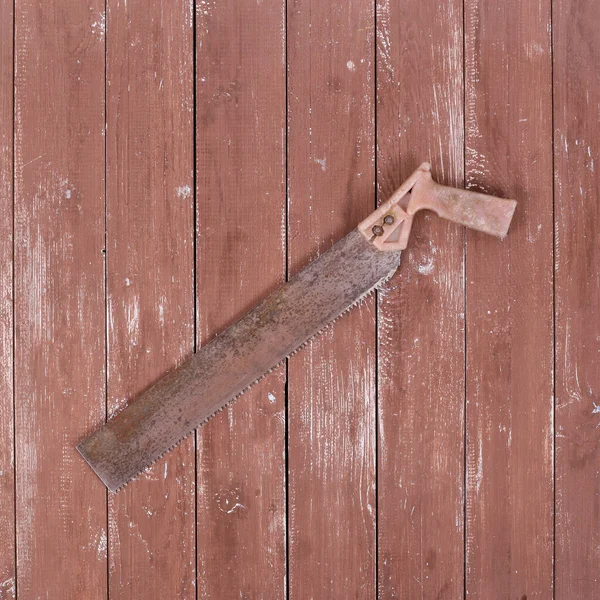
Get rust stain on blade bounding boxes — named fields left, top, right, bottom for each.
left=78, top=230, right=401, bottom=491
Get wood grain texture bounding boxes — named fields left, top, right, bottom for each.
left=195, top=0, right=286, bottom=597
left=464, top=0, right=554, bottom=596
left=376, top=0, right=465, bottom=597
left=13, top=1, right=107, bottom=597
left=0, top=0, right=14, bottom=596
left=6, top=1, right=600, bottom=595
left=287, top=2, right=376, bottom=598
left=105, top=0, right=195, bottom=597
left=554, top=0, right=600, bottom=597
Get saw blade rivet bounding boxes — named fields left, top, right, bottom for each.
left=372, top=225, right=384, bottom=236
left=383, top=215, right=394, bottom=225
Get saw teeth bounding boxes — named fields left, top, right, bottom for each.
left=111, top=268, right=397, bottom=492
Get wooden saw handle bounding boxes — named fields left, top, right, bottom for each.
left=358, top=162, right=517, bottom=251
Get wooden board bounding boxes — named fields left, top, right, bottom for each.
left=464, top=0, right=554, bottom=596
left=554, top=0, right=600, bottom=597
left=195, top=0, right=287, bottom=597
left=0, top=0, right=14, bottom=596
left=105, top=0, right=196, bottom=597
left=376, top=0, right=465, bottom=597
left=4, top=0, right=600, bottom=596
left=287, top=1, right=376, bottom=598
left=13, top=1, right=107, bottom=597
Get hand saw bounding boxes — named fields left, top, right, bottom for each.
left=78, top=162, right=516, bottom=491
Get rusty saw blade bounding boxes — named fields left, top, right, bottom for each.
left=78, top=163, right=517, bottom=491
left=79, top=231, right=400, bottom=491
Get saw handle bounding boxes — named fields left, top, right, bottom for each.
left=358, top=162, right=517, bottom=251
left=408, top=170, right=517, bottom=239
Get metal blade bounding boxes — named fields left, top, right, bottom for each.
left=78, top=230, right=401, bottom=491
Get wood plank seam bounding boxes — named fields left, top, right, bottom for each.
left=284, top=0, right=290, bottom=595
left=462, top=1, right=468, bottom=596
left=103, top=1, right=109, bottom=597
left=193, top=0, right=199, bottom=597
left=374, top=0, right=380, bottom=594
left=551, top=1, right=556, bottom=595
left=1, top=0, right=16, bottom=595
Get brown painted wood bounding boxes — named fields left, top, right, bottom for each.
left=0, top=0, right=14, bottom=596
left=464, top=0, right=554, bottom=596
left=286, top=2, right=376, bottom=598
left=8, top=0, right=600, bottom=594
left=195, top=0, right=286, bottom=597
left=376, top=0, right=465, bottom=597
left=13, top=1, right=107, bottom=597
left=105, top=0, right=195, bottom=597
left=554, top=0, right=600, bottom=597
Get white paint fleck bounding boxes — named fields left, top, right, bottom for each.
left=526, top=222, right=543, bottom=244
left=215, top=488, right=245, bottom=514
left=97, top=529, right=107, bottom=560
left=64, top=189, right=71, bottom=199
left=417, top=257, right=434, bottom=275
left=0, top=577, right=15, bottom=598
left=126, top=295, right=140, bottom=342
left=91, top=13, right=106, bottom=39
left=525, top=41, right=544, bottom=58
left=409, top=251, right=435, bottom=276
left=592, top=403, right=600, bottom=415
left=268, top=392, right=276, bottom=403
left=177, top=184, right=192, bottom=199
left=346, top=60, right=355, bottom=71
left=125, top=277, right=132, bottom=286
left=197, top=0, right=214, bottom=17
left=475, top=436, right=483, bottom=494
left=158, top=296, right=166, bottom=326
left=314, top=157, right=327, bottom=172
left=21, top=153, right=44, bottom=168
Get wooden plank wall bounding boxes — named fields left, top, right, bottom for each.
left=287, top=1, right=376, bottom=598
left=0, top=0, right=14, bottom=596
left=464, top=0, right=554, bottom=597
left=376, top=0, right=465, bottom=596
left=13, top=1, right=107, bottom=598
left=195, top=0, right=287, bottom=597
left=105, top=0, right=195, bottom=597
left=554, top=0, right=600, bottom=597
left=2, top=0, right=600, bottom=598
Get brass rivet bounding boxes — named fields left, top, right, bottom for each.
left=372, top=225, right=384, bottom=236
left=383, top=214, right=394, bottom=225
